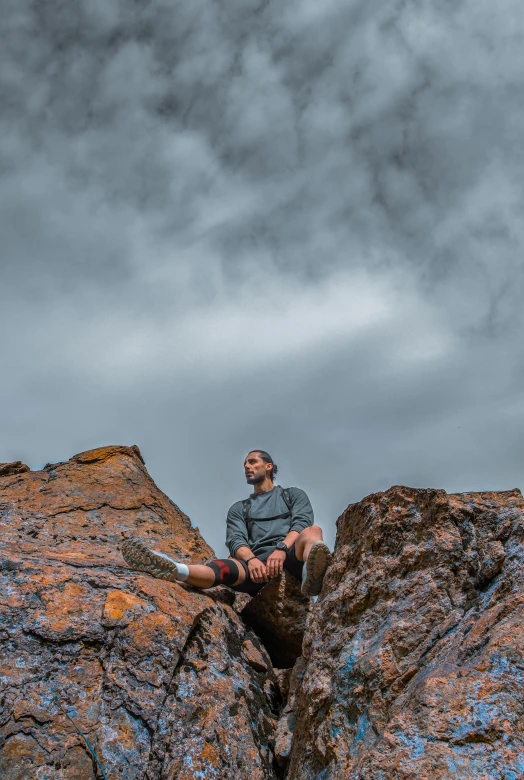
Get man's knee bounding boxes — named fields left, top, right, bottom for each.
left=206, top=558, right=242, bottom=586
left=300, top=525, right=323, bottom=539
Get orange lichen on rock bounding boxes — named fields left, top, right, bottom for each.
left=0, top=445, right=279, bottom=779
left=3, top=444, right=523, bottom=779
left=284, top=486, right=524, bottom=779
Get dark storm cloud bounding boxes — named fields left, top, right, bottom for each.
left=1, top=0, right=523, bottom=554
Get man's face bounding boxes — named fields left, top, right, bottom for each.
left=244, top=452, right=272, bottom=485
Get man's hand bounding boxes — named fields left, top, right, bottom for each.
left=248, top=557, right=269, bottom=583
left=266, top=549, right=286, bottom=579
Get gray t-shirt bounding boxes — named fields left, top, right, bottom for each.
left=225, top=485, right=314, bottom=559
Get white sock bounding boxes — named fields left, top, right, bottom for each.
left=174, top=563, right=190, bottom=582
left=152, top=551, right=190, bottom=582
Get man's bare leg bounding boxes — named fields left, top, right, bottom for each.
left=293, top=526, right=332, bottom=596
left=184, top=561, right=246, bottom=589
left=294, top=525, right=324, bottom=562
left=121, top=540, right=247, bottom=590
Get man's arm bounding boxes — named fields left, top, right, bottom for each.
left=225, top=503, right=249, bottom=557
left=282, top=530, right=299, bottom=549
left=265, top=530, right=299, bottom=578
left=234, top=545, right=254, bottom=561
left=266, top=489, right=314, bottom=578
left=288, top=487, right=314, bottom=533
left=233, top=545, right=268, bottom=582
left=225, top=504, right=268, bottom=582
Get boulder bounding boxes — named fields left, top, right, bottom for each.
left=241, top=570, right=311, bottom=668
left=285, top=486, right=524, bottom=779
left=0, top=446, right=280, bottom=779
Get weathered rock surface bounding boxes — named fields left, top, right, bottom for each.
left=0, top=446, right=280, bottom=779
left=3, top=448, right=523, bottom=780
left=241, top=571, right=310, bottom=668
left=285, top=486, right=524, bottom=779
left=0, top=461, right=30, bottom=478
left=273, top=657, right=305, bottom=768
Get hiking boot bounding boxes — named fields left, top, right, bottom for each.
left=301, top=541, right=332, bottom=596
left=121, top=538, right=180, bottom=582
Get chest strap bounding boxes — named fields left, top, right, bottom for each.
left=242, top=487, right=293, bottom=522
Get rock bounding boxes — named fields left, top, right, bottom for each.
left=274, top=712, right=296, bottom=769
left=273, top=668, right=293, bottom=700
left=273, top=657, right=306, bottom=768
left=233, top=591, right=253, bottom=613
left=0, top=461, right=30, bottom=477
left=0, top=445, right=280, bottom=779
left=241, top=569, right=311, bottom=668
left=286, top=486, right=524, bottom=779
left=145, top=604, right=279, bottom=779
left=242, top=638, right=269, bottom=673
left=3, top=449, right=523, bottom=779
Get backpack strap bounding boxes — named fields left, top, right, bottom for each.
left=281, top=487, right=293, bottom=514
left=242, top=489, right=293, bottom=524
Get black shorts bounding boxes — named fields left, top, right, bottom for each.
left=231, top=544, right=304, bottom=595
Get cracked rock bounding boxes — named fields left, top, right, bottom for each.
left=3, top=448, right=523, bottom=780
left=241, top=570, right=310, bottom=668
left=285, top=486, right=524, bottom=779
left=0, top=445, right=279, bottom=779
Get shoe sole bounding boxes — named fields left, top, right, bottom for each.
left=301, top=541, right=332, bottom=596
left=121, top=538, right=179, bottom=582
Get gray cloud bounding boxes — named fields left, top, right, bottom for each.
left=1, top=0, right=523, bottom=555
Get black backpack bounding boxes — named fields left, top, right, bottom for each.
left=241, top=486, right=293, bottom=523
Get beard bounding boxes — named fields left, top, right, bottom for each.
left=246, top=473, right=264, bottom=485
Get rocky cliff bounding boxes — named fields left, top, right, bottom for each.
left=1, top=448, right=523, bottom=779
left=0, top=447, right=280, bottom=779
left=284, top=486, right=524, bottom=779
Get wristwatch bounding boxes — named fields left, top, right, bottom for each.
left=276, top=541, right=288, bottom=552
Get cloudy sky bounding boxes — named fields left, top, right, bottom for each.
left=1, top=0, right=523, bottom=554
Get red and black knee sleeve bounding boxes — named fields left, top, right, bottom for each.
left=206, top=559, right=240, bottom=586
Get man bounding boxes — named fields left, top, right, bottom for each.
left=121, top=450, right=332, bottom=597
